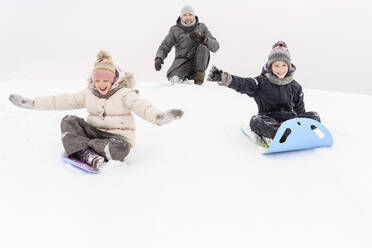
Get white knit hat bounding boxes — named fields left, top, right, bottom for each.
left=180, top=5, right=195, bottom=17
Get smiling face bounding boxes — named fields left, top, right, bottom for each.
left=94, top=79, right=113, bottom=95
left=271, top=61, right=289, bottom=79
left=181, top=13, right=194, bottom=24
left=92, top=69, right=115, bottom=95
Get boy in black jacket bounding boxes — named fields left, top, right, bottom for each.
left=208, top=41, right=320, bottom=146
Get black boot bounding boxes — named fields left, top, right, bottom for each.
left=70, top=148, right=105, bottom=171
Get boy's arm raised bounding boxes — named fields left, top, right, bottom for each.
left=207, top=66, right=259, bottom=96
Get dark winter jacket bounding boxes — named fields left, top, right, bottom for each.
left=155, top=17, right=219, bottom=78
left=228, top=65, right=305, bottom=119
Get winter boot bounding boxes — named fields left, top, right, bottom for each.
left=71, top=148, right=105, bottom=171
left=194, top=71, right=205, bottom=85
left=246, top=128, right=272, bottom=149
left=260, top=136, right=272, bottom=148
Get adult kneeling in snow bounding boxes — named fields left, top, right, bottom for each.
left=154, top=5, right=219, bottom=85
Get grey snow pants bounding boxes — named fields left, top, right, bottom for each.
left=60, top=115, right=131, bottom=162
left=168, top=44, right=210, bottom=80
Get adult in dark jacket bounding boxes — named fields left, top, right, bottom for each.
left=154, top=5, right=219, bottom=85
left=208, top=41, right=320, bottom=146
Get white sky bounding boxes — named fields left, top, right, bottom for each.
left=1, top=0, right=371, bottom=94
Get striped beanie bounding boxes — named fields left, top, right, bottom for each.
left=92, top=50, right=116, bottom=82
left=267, top=41, right=291, bottom=70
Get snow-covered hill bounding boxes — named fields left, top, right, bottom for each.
left=1, top=80, right=371, bottom=248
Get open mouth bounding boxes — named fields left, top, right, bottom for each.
left=97, top=87, right=109, bottom=94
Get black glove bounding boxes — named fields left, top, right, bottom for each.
left=154, top=57, right=163, bottom=71
left=207, top=66, right=223, bottom=82
left=190, top=31, right=206, bottom=44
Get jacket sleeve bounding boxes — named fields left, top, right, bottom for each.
left=293, top=85, right=305, bottom=115
left=228, top=75, right=260, bottom=97
left=203, top=24, right=219, bottom=53
left=34, top=89, right=86, bottom=111
left=122, top=90, right=163, bottom=125
left=155, top=27, right=176, bottom=61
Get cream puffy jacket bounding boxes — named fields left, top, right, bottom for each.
left=34, top=67, right=162, bottom=147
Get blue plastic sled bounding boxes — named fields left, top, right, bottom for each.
left=261, top=118, right=333, bottom=154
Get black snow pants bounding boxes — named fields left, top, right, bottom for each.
left=250, top=111, right=321, bottom=139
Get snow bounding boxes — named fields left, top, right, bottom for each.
left=1, top=80, right=372, bottom=248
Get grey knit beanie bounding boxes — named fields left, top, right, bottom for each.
left=267, top=41, right=291, bottom=70
left=180, top=5, right=195, bottom=17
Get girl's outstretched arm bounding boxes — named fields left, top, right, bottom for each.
left=122, top=90, right=183, bottom=126
left=9, top=90, right=86, bottom=111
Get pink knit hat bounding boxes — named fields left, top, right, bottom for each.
left=92, top=50, right=116, bottom=82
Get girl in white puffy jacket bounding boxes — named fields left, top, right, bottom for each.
left=9, top=50, right=183, bottom=171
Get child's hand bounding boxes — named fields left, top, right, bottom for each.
left=156, top=109, right=183, bottom=126
left=208, top=66, right=232, bottom=86
left=9, top=94, right=35, bottom=109
left=207, top=66, right=223, bottom=82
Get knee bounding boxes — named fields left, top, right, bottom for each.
left=113, top=139, right=130, bottom=150
left=301, top=111, right=321, bottom=122
left=310, top=112, right=321, bottom=122
left=60, top=115, right=81, bottom=129
left=249, top=115, right=262, bottom=130
left=197, top=44, right=209, bottom=54
left=62, top=115, right=80, bottom=123
left=250, top=115, right=263, bottom=125
left=109, top=138, right=131, bottom=161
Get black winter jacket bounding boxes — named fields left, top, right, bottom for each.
left=228, top=67, right=305, bottom=117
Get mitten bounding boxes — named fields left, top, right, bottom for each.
left=207, top=66, right=232, bottom=86
left=155, top=109, right=183, bottom=126
left=9, top=94, right=35, bottom=109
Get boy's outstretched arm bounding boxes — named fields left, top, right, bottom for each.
left=207, top=66, right=259, bottom=96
